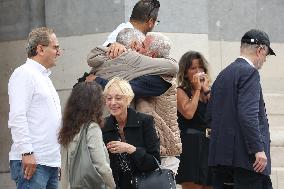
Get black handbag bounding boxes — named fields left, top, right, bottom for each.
left=131, top=157, right=176, bottom=189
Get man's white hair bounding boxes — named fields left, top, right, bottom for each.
left=116, top=28, right=145, bottom=49
left=147, top=32, right=171, bottom=58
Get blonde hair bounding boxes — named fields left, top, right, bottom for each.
left=103, top=77, right=134, bottom=105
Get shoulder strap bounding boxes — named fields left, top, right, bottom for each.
left=70, top=120, right=93, bottom=170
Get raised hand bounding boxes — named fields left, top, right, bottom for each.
left=107, top=141, right=136, bottom=154
left=107, top=42, right=127, bottom=59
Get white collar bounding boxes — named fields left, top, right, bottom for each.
left=27, top=58, right=51, bottom=76
left=239, top=56, right=255, bottom=68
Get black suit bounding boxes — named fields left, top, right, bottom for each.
left=102, top=108, right=160, bottom=189
left=207, top=58, right=271, bottom=188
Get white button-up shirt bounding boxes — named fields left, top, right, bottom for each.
left=8, top=58, right=62, bottom=167
left=103, top=21, right=134, bottom=46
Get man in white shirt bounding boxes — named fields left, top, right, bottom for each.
left=8, top=27, right=62, bottom=189
left=103, top=0, right=160, bottom=47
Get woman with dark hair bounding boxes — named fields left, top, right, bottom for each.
left=175, top=51, right=212, bottom=189
left=58, top=81, right=115, bottom=189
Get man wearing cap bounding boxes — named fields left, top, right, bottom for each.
left=207, top=29, right=275, bottom=189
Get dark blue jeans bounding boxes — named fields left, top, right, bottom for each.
left=10, top=160, right=59, bottom=189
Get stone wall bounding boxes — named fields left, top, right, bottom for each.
left=1, top=0, right=283, bottom=188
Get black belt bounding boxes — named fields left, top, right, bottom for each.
left=185, top=128, right=211, bottom=138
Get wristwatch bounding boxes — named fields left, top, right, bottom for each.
left=22, top=152, right=34, bottom=156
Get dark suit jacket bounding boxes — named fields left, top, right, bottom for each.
left=207, top=58, right=271, bottom=175
left=102, top=108, right=160, bottom=185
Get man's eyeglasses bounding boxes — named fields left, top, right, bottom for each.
left=42, top=44, right=61, bottom=52
left=154, top=20, right=160, bottom=26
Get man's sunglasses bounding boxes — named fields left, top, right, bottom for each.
left=146, top=0, right=160, bottom=22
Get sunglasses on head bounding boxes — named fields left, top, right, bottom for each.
left=146, top=0, right=160, bottom=22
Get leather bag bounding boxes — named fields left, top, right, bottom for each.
left=132, top=157, right=176, bottom=189
left=69, top=122, right=106, bottom=189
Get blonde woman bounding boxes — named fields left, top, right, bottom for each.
left=102, top=77, right=160, bottom=189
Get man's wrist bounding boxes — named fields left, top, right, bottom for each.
left=22, top=152, right=34, bottom=156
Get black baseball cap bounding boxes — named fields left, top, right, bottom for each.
left=241, top=29, right=276, bottom=56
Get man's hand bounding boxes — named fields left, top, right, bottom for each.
left=107, top=42, right=126, bottom=59
left=253, top=151, right=267, bottom=173
left=22, top=154, right=36, bottom=180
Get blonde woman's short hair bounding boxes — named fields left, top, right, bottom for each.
left=103, top=77, right=134, bottom=105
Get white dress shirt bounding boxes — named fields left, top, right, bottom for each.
left=8, top=58, right=62, bottom=167
left=103, top=22, right=134, bottom=46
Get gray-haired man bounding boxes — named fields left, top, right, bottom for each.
left=8, top=27, right=62, bottom=189
left=207, top=29, right=275, bottom=189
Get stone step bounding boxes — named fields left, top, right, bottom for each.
left=264, top=93, right=284, bottom=128
left=270, top=127, right=284, bottom=147
left=271, top=167, right=284, bottom=189
left=264, top=93, right=284, bottom=115
left=271, top=146, right=284, bottom=167
left=268, top=115, right=284, bottom=129
left=0, top=173, right=15, bottom=189
left=270, top=128, right=284, bottom=168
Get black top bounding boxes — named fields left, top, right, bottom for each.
left=102, top=108, right=160, bottom=188
left=177, top=87, right=208, bottom=132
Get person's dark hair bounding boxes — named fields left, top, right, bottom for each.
left=130, top=0, right=160, bottom=22
left=58, top=81, right=104, bottom=147
left=177, top=51, right=209, bottom=92
left=26, top=27, right=54, bottom=58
